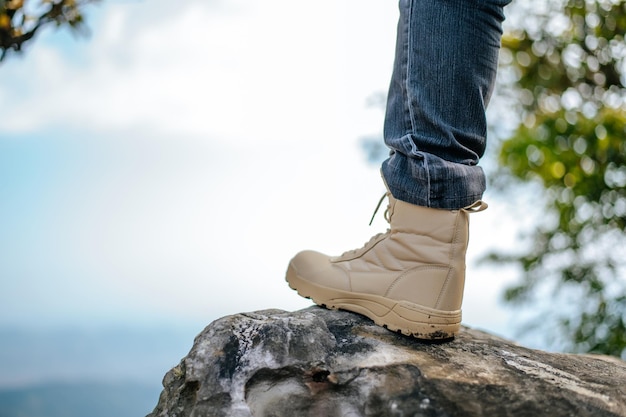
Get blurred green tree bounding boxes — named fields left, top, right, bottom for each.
left=490, top=0, right=626, bottom=358
left=359, top=0, right=626, bottom=357
left=0, top=0, right=97, bottom=62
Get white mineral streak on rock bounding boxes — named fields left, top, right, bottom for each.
left=501, top=350, right=615, bottom=408
left=352, top=343, right=414, bottom=369
left=228, top=318, right=280, bottom=406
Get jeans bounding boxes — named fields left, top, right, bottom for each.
left=381, top=0, right=512, bottom=209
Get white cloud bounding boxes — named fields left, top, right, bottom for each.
left=0, top=0, right=397, bottom=143
left=0, top=0, right=525, bottom=345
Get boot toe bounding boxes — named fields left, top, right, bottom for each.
left=289, top=250, right=329, bottom=277
left=288, top=250, right=350, bottom=291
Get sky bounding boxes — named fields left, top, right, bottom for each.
left=0, top=0, right=531, bottom=344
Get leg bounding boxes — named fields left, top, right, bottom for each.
left=286, top=0, right=510, bottom=339
left=383, top=0, right=511, bottom=209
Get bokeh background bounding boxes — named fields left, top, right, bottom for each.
left=0, top=0, right=589, bottom=415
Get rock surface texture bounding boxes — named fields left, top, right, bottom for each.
left=147, top=307, right=626, bottom=417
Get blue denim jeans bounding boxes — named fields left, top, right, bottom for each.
left=381, top=0, right=512, bottom=209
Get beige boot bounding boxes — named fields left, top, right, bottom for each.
left=286, top=188, right=486, bottom=340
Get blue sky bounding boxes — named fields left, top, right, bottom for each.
left=0, top=0, right=531, bottom=344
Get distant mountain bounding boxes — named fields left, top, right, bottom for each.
left=0, top=381, right=159, bottom=417
left=0, top=323, right=203, bottom=387
left=0, top=322, right=207, bottom=417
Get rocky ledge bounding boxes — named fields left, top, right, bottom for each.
left=147, top=306, right=626, bottom=417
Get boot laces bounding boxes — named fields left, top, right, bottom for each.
left=339, top=192, right=391, bottom=258
left=369, top=191, right=391, bottom=226
left=339, top=231, right=388, bottom=258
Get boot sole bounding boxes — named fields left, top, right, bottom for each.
left=286, top=264, right=461, bottom=340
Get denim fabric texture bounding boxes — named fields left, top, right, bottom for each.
left=381, top=0, right=512, bottom=209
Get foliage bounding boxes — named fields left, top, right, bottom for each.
left=0, top=0, right=97, bottom=62
left=491, top=0, right=626, bottom=357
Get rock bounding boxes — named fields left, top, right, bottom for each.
left=147, top=306, right=626, bottom=417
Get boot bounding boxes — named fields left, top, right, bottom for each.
left=286, top=185, right=486, bottom=340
